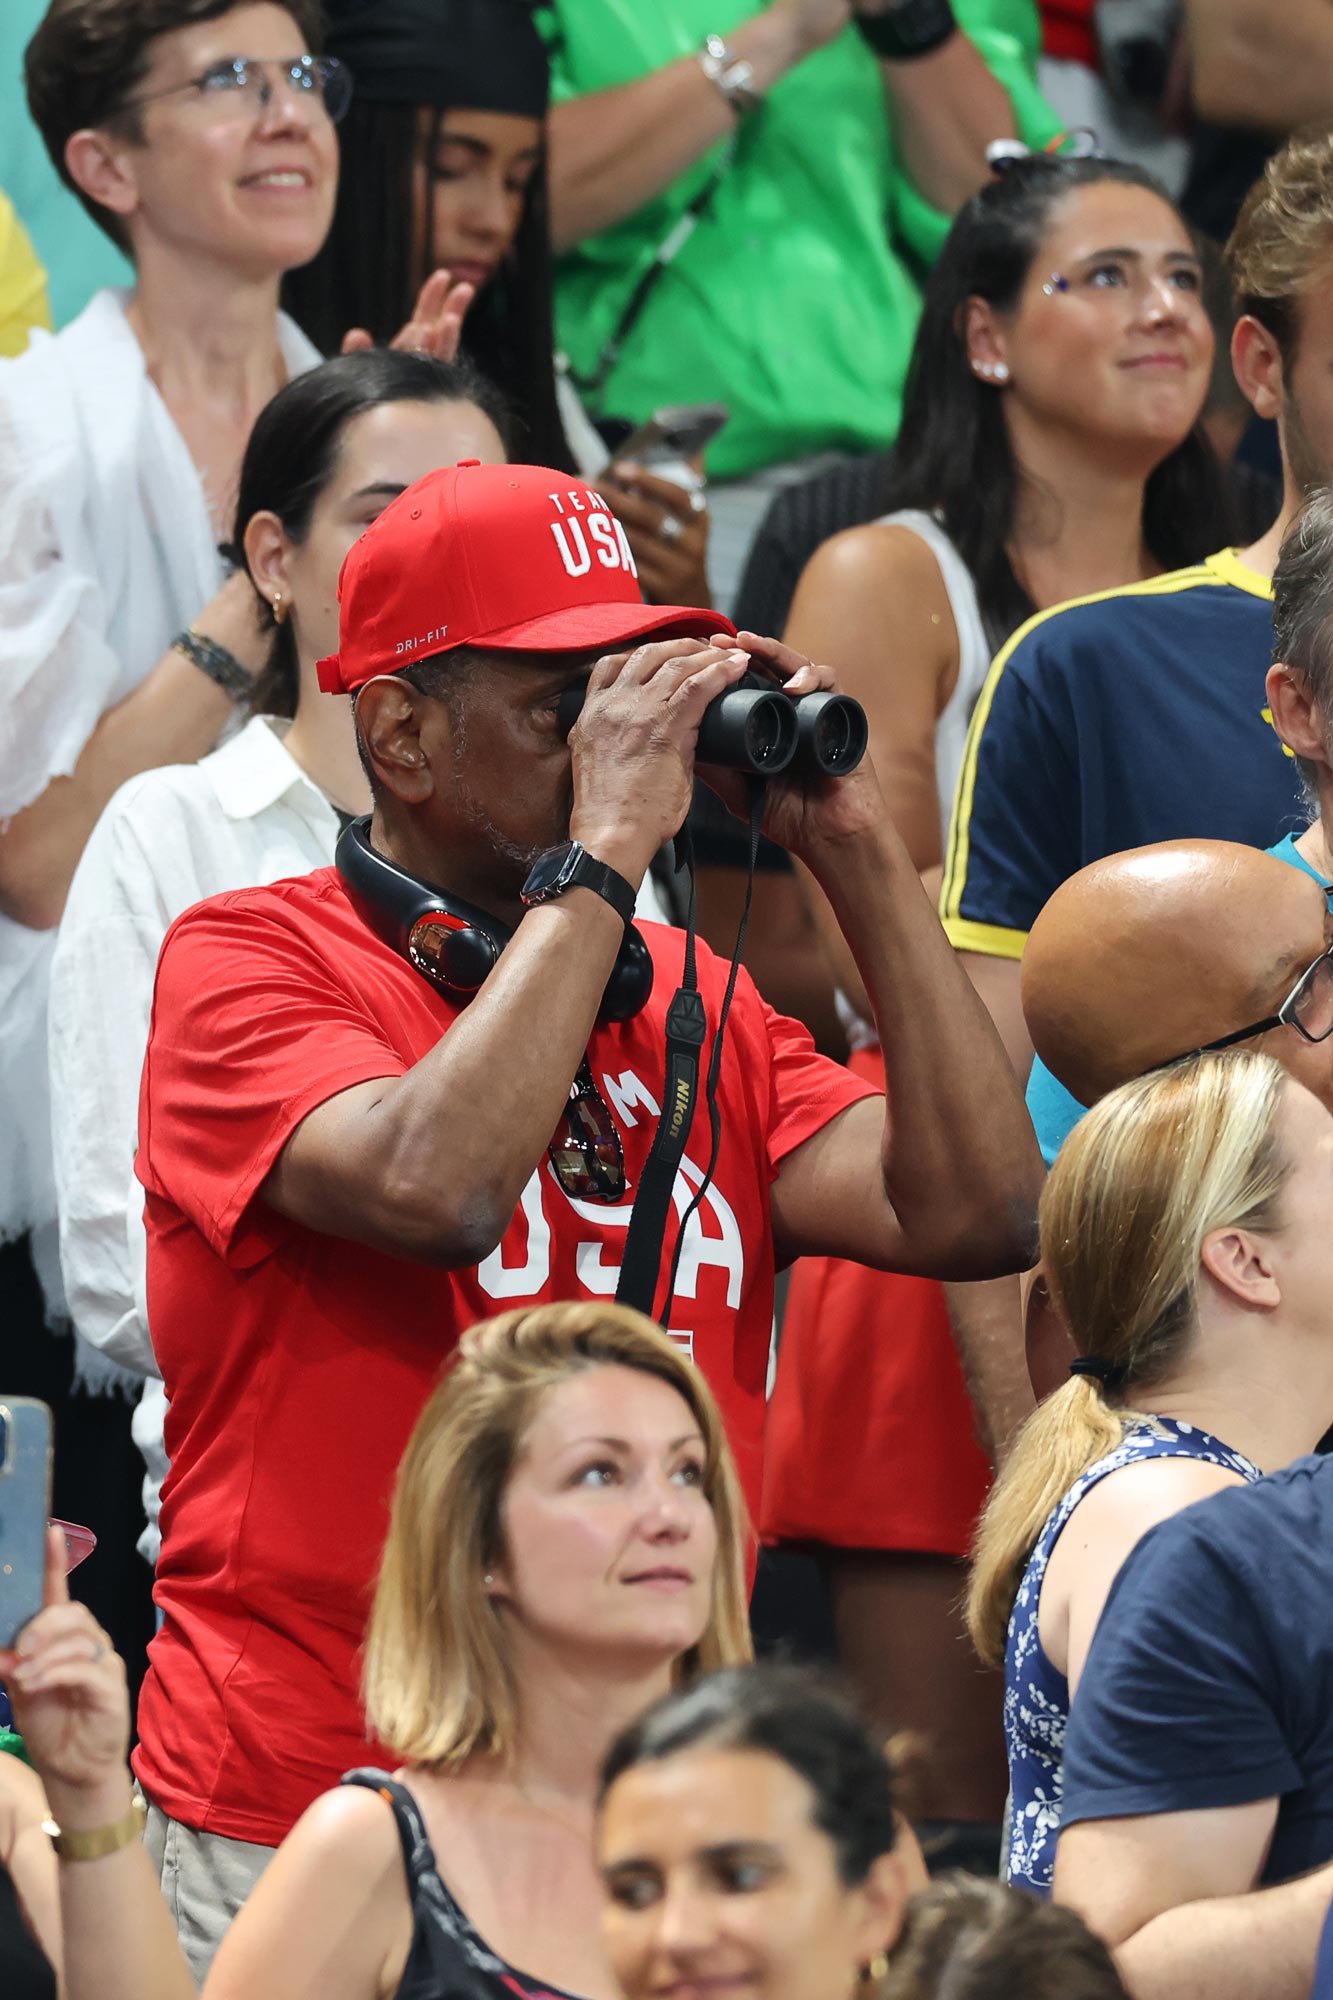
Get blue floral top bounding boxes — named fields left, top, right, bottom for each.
left=1004, top=1416, right=1261, bottom=1896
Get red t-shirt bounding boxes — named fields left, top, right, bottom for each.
left=1041, top=0, right=1097, bottom=67
left=131, top=868, right=875, bottom=1844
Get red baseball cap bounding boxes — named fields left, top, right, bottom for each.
left=317, top=461, right=735, bottom=695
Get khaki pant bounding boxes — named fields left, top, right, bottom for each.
left=143, top=1798, right=276, bottom=1986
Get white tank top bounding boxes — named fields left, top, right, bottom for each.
left=874, top=508, right=992, bottom=830
left=838, top=510, right=992, bottom=1051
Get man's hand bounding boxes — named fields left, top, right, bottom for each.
left=570, top=637, right=750, bottom=881
left=341, top=268, right=475, bottom=360
left=699, top=629, right=888, bottom=859
left=601, top=465, right=711, bottom=608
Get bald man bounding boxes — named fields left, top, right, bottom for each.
left=1018, top=839, right=1333, bottom=1396
left=1025, top=839, right=1333, bottom=1116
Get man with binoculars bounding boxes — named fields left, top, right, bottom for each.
left=128, top=462, right=1041, bottom=1916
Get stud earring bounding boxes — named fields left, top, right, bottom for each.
left=272, top=592, right=288, bottom=626
left=483, top=1572, right=494, bottom=1587
left=862, top=1954, right=890, bottom=1985
left=993, top=362, right=1010, bottom=383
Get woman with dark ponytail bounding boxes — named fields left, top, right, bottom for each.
left=967, top=1048, right=1333, bottom=1895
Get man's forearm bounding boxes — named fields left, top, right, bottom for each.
left=874, top=26, right=1014, bottom=214
left=1186, top=0, right=1333, bottom=133
left=943, top=1275, right=1033, bottom=1463
left=1116, top=1863, right=1333, bottom=2000
left=271, top=882, right=632, bottom=1264
left=807, top=817, right=1043, bottom=1272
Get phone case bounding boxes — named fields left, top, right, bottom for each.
left=0, top=1399, right=53, bottom=1647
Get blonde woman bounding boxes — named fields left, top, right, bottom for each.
left=1, top=1301, right=750, bottom=2000
left=967, top=1049, right=1333, bottom=1896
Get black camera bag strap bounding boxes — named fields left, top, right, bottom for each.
left=615, top=790, right=763, bottom=1323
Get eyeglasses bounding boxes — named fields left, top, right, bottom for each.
left=547, top=1061, right=626, bottom=1204
left=121, top=54, right=352, bottom=126
left=1156, top=938, right=1333, bottom=1070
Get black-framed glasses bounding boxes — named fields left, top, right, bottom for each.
left=122, top=54, right=352, bottom=125
left=1156, top=937, right=1333, bottom=1069
left=547, top=1061, right=626, bottom=1204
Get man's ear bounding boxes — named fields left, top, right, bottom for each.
left=1200, top=1224, right=1282, bottom=1313
left=353, top=677, right=437, bottom=805
left=1267, top=661, right=1329, bottom=767
left=63, top=127, right=142, bottom=230
left=1232, top=314, right=1286, bottom=423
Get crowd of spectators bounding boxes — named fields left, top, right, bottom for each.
left=5, top=1, right=1333, bottom=1997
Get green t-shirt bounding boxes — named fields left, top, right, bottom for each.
left=540, top=2, right=1059, bottom=478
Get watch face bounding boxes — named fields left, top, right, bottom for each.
left=524, top=843, right=576, bottom=900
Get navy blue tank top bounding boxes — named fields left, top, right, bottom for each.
left=1003, top=1417, right=1261, bottom=1896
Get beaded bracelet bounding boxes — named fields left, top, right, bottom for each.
left=171, top=626, right=253, bottom=703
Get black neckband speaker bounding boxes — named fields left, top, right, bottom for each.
left=335, top=816, right=654, bottom=1021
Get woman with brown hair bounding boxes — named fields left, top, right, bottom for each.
left=968, top=1048, right=1333, bottom=1897
left=1, top=1300, right=751, bottom=1997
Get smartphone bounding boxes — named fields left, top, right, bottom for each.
left=0, top=1399, right=52, bottom=1647
left=614, top=402, right=729, bottom=491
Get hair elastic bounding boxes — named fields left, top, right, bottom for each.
left=1069, top=1355, right=1127, bottom=1390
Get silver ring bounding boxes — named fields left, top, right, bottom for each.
left=658, top=513, right=684, bottom=544
left=88, top=1638, right=106, bottom=1662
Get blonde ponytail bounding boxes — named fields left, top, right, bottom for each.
left=967, top=1049, right=1291, bottom=1665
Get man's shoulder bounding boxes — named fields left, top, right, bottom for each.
left=160, top=867, right=347, bottom=956
left=995, top=554, right=1271, bottom=688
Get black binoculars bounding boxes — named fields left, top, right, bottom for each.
left=558, top=671, right=868, bottom=778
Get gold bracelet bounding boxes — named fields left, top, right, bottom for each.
left=43, top=1795, right=146, bottom=1861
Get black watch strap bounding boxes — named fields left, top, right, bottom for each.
left=855, top=0, right=957, bottom=61
left=522, top=843, right=638, bottom=927
left=568, top=850, right=637, bottom=926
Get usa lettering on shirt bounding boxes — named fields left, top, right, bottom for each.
left=475, top=1064, right=742, bottom=1361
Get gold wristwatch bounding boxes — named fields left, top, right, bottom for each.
left=43, top=1794, right=147, bottom=1861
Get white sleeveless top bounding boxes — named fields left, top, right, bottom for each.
left=839, top=510, right=992, bottom=1051
left=876, top=508, right=992, bottom=829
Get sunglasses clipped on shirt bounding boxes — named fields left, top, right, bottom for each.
left=547, top=1060, right=627, bottom=1205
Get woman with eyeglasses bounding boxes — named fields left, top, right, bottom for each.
left=966, top=1046, right=1333, bottom=1896
left=1, top=1301, right=751, bottom=1998
left=46, top=343, right=509, bottom=1595
left=759, top=148, right=1232, bottom=1862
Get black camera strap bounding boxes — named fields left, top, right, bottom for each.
left=566, top=139, right=736, bottom=407
left=615, top=786, right=764, bottom=1323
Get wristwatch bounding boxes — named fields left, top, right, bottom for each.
left=854, top=0, right=958, bottom=61
left=521, top=842, right=637, bottom=927
left=699, top=34, right=761, bottom=117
